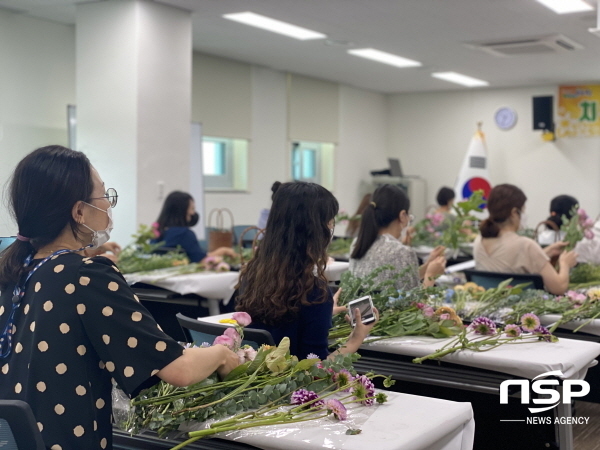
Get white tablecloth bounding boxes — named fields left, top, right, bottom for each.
left=125, top=262, right=348, bottom=300
left=324, top=261, right=349, bottom=282
left=364, top=334, right=600, bottom=380
left=181, top=391, right=474, bottom=450
left=125, top=269, right=239, bottom=300
left=540, top=314, right=600, bottom=336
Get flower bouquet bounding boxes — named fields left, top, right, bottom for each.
left=561, top=206, right=594, bottom=251
left=125, top=312, right=393, bottom=449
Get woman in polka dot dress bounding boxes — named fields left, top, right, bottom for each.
left=0, top=146, right=239, bottom=449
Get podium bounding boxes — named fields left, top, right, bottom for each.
left=361, top=176, right=427, bottom=221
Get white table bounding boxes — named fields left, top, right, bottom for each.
left=324, top=261, right=349, bottom=282
left=178, top=391, right=474, bottom=450
left=125, top=269, right=239, bottom=315
left=540, top=314, right=600, bottom=337
left=363, top=334, right=600, bottom=381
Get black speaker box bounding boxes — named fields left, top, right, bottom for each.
left=532, top=96, right=554, bottom=131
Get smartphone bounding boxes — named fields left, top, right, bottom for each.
left=348, top=295, right=375, bottom=326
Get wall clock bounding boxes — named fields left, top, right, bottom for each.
left=494, top=107, right=518, bottom=130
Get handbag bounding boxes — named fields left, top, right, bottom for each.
left=207, top=208, right=234, bottom=251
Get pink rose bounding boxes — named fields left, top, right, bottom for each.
left=423, top=306, right=435, bottom=318
left=584, top=218, right=594, bottom=228
left=578, top=208, right=588, bottom=220
left=243, top=347, right=257, bottom=362
left=232, top=312, right=252, bottom=327
left=585, top=229, right=594, bottom=240
left=213, top=334, right=234, bottom=349
left=439, top=313, right=450, bottom=320
left=224, top=327, right=242, bottom=348
left=415, top=302, right=425, bottom=310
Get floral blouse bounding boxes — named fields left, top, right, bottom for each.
left=0, top=253, right=184, bottom=449
left=349, top=233, right=420, bottom=290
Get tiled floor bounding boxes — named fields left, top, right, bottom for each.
left=573, top=401, right=600, bottom=450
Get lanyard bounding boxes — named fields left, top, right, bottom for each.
left=0, top=246, right=90, bottom=359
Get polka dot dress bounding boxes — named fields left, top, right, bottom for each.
left=0, top=253, right=184, bottom=449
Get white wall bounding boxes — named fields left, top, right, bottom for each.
left=195, top=54, right=390, bottom=229
left=0, top=10, right=75, bottom=236
left=387, top=86, right=600, bottom=227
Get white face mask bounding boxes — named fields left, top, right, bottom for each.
left=82, top=203, right=113, bottom=249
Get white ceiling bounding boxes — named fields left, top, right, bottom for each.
left=1, top=0, right=599, bottom=93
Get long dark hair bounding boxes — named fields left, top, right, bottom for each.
left=156, top=191, right=193, bottom=236
left=0, top=146, right=93, bottom=289
left=236, top=181, right=339, bottom=325
left=547, top=195, right=578, bottom=228
left=351, top=184, right=410, bottom=259
left=479, top=184, right=527, bottom=238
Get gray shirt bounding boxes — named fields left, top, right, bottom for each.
left=349, top=233, right=420, bottom=290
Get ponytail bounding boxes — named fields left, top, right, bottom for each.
left=351, top=203, right=379, bottom=259
left=351, top=184, right=410, bottom=259
left=0, top=241, right=35, bottom=289
left=479, top=183, right=527, bottom=239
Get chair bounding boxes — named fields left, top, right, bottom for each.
left=0, top=400, right=46, bottom=449
left=176, top=313, right=275, bottom=349
left=0, top=236, right=16, bottom=253
left=463, top=269, right=544, bottom=290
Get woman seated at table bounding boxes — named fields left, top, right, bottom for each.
left=434, top=186, right=455, bottom=216
left=474, top=184, right=577, bottom=295
left=235, top=181, right=377, bottom=360
left=536, top=194, right=578, bottom=246
left=349, top=184, right=446, bottom=290
left=154, top=191, right=236, bottom=263
left=0, top=146, right=239, bottom=449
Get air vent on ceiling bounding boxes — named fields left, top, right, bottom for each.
left=466, top=34, right=583, bottom=57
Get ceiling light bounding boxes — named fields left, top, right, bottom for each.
left=536, top=0, right=594, bottom=14
left=431, top=72, right=489, bottom=87
left=347, top=48, right=421, bottom=68
left=223, top=12, right=326, bottom=40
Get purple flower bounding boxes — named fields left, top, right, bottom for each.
left=520, top=313, right=541, bottom=332
left=333, top=369, right=354, bottom=391
left=324, top=398, right=347, bottom=420
left=291, top=389, right=324, bottom=409
left=534, top=326, right=553, bottom=342
left=351, top=375, right=376, bottom=406
left=232, top=312, right=252, bottom=327
left=504, top=324, right=522, bottom=338
left=306, top=353, right=320, bottom=359
left=468, top=317, right=497, bottom=335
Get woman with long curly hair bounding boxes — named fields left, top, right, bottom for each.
left=235, top=181, right=377, bottom=359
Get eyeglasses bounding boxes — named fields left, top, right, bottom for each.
left=89, top=188, right=118, bottom=208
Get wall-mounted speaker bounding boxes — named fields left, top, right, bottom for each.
left=532, top=96, right=554, bottom=131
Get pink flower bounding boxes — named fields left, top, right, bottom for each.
left=151, top=222, right=160, bottom=238
left=584, top=218, right=595, bottom=228
left=585, top=229, right=594, bottom=240
left=423, top=306, right=435, bottom=318
left=224, top=328, right=242, bottom=349
left=439, top=313, right=450, bottom=321
left=243, top=347, right=257, bottom=362
left=324, top=398, right=347, bottom=420
left=213, top=334, right=234, bottom=349
left=430, top=213, right=445, bottom=227
left=566, top=290, right=586, bottom=303
left=414, top=302, right=425, bottom=310
left=215, top=261, right=230, bottom=272
left=578, top=208, right=588, bottom=220
left=232, top=312, right=252, bottom=327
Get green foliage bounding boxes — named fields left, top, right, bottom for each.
left=328, top=238, right=353, bottom=258
left=570, top=263, right=600, bottom=286
left=440, top=190, right=485, bottom=250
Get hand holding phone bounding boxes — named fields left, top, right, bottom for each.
left=347, top=295, right=376, bottom=327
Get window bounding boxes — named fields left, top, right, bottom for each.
left=202, top=136, right=248, bottom=191
left=291, top=141, right=334, bottom=190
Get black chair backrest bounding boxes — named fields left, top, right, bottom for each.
left=0, top=400, right=45, bottom=450
left=463, top=269, right=544, bottom=290
left=176, top=313, right=276, bottom=348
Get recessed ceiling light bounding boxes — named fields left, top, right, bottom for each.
left=431, top=72, right=489, bottom=87
left=223, top=12, right=326, bottom=40
left=347, top=48, right=421, bottom=68
left=536, top=0, right=594, bottom=14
